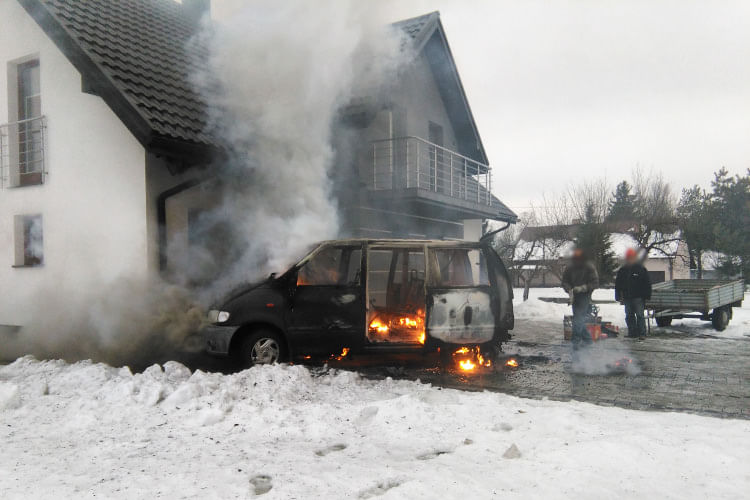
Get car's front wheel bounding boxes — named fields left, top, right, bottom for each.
left=235, top=329, right=287, bottom=370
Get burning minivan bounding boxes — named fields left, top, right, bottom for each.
left=202, top=239, right=514, bottom=368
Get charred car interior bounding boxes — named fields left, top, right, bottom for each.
left=202, top=239, right=514, bottom=369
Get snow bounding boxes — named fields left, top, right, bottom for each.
left=1, top=357, right=749, bottom=499
left=514, top=288, right=750, bottom=339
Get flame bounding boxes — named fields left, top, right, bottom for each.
left=369, top=319, right=389, bottom=334
left=505, top=358, right=519, bottom=368
left=340, top=348, right=349, bottom=357
left=398, top=317, right=419, bottom=328
left=418, top=332, right=426, bottom=344
left=458, top=359, right=476, bottom=371
left=454, top=347, right=470, bottom=355
left=477, top=351, right=492, bottom=368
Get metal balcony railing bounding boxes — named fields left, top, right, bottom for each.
left=369, top=136, right=493, bottom=206
left=0, top=116, right=47, bottom=188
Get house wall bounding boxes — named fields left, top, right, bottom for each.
left=0, top=0, right=149, bottom=325
left=396, top=54, right=459, bottom=151
left=344, top=50, right=480, bottom=240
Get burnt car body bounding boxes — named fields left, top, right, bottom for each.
left=202, top=239, right=514, bottom=367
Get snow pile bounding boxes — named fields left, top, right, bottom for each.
left=1, top=357, right=749, bottom=499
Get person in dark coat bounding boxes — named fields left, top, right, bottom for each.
left=562, top=248, right=599, bottom=349
left=615, top=248, right=652, bottom=339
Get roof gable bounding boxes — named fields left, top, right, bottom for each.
left=394, top=12, right=488, bottom=165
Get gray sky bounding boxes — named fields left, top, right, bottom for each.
left=214, top=1, right=750, bottom=213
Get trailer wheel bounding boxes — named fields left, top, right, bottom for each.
left=655, top=316, right=672, bottom=328
left=711, top=307, right=730, bottom=331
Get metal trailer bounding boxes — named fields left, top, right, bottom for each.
left=646, top=279, right=745, bottom=331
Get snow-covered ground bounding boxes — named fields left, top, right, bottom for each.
left=513, top=288, right=750, bottom=339
left=1, top=357, right=749, bottom=499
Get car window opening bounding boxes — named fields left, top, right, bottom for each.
left=367, top=247, right=426, bottom=344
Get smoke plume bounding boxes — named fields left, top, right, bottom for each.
left=3, top=1, right=406, bottom=366
left=189, top=0, right=405, bottom=297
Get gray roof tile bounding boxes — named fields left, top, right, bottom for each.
left=37, top=0, right=212, bottom=148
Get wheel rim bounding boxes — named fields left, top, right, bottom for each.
left=250, top=338, right=280, bottom=365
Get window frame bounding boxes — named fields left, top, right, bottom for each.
left=295, top=243, right=363, bottom=287
left=427, top=246, right=490, bottom=289
left=12, top=214, right=44, bottom=268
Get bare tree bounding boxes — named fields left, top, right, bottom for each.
left=566, top=178, right=610, bottom=224
left=493, top=198, right=573, bottom=301
left=630, top=169, right=680, bottom=259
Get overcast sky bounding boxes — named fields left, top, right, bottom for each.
left=214, top=1, right=750, bottom=214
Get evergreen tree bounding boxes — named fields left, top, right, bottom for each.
left=709, top=168, right=750, bottom=278
left=576, top=203, right=617, bottom=284
left=676, top=186, right=715, bottom=278
left=607, top=180, right=636, bottom=223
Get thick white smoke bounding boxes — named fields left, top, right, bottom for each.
left=191, top=0, right=405, bottom=295
left=3, top=1, right=407, bottom=366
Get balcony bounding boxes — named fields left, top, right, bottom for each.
left=365, top=136, right=511, bottom=220
left=0, top=116, right=47, bottom=188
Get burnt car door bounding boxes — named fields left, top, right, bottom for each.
left=425, top=245, right=504, bottom=345
left=286, top=243, right=364, bottom=354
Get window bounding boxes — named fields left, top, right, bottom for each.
left=297, top=246, right=361, bottom=286
left=428, top=121, right=445, bottom=192
left=18, top=60, right=41, bottom=121
left=14, top=214, right=43, bottom=267
left=17, top=60, right=42, bottom=186
left=2, top=56, right=44, bottom=188
left=431, top=248, right=489, bottom=287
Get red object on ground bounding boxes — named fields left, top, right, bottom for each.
left=585, top=323, right=602, bottom=341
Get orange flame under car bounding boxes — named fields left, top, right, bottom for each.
left=453, top=346, right=492, bottom=372
left=458, top=359, right=476, bottom=371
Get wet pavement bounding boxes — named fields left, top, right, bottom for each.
left=330, top=320, right=750, bottom=420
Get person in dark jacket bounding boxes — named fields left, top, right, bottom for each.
left=562, top=248, right=599, bottom=349
left=615, top=248, right=652, bottom=339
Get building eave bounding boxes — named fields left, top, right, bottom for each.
left=16, top=0, right=214, bottom=162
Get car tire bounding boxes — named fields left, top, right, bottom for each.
left=711, top=308, right=730, bottom=331
left=235, top=329, right=287, bottom=370
left=655, top=317, right=672, bottom=328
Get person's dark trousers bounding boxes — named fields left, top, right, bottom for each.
left=624, top=297, right=647, bottom=338
left=571, top=293, right=593, bottom=349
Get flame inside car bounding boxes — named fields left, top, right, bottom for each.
left=369, top=319, right=389, bottom=334
left=368, top=312, right=425, bottom=344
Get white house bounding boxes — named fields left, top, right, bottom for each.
left=0, top=0, right=515, bottom=329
